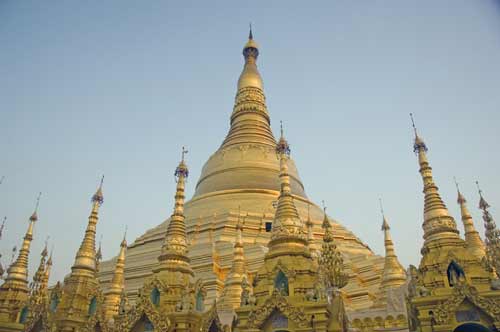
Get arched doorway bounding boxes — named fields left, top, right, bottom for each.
left=454, top=323, right=492, bottom=332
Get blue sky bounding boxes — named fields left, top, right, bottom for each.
left=1, top=1, right=500, bottom=283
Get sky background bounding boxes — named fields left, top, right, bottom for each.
left=1, top=0, right=500, bottom=284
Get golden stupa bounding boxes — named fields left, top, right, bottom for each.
left=98, top=30, right=386, bottom=313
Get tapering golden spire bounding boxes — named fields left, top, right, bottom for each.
left=104, top=230, right=127, bottom=321
left=378, top=199, right=407, bottom=290
left=410, top=114, right=460, bottom=245
left=220, top=207, right=246, bottom=310
left=4, top=192, right=41, bottom=289
left=222, top=28, right=274, bottom=149
left=453, top=178, right=486, bottom=260
left=32, top=240, right=48, bottom=292
left=157, top=148, right=193, bottom=275
left=318, top=203, right=348, bottom=289
left=267, top=123, right=307, bottom=256
left=72, top=176, right=104, bottom=275
left=476, top=181, right=500, bottom=277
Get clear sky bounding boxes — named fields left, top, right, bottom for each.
left=1, top=1, right=500, bottom=284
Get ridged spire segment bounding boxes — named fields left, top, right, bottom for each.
left=410, top=114, right=460, bottom=245
left=104, top=233, right=127, bottom=321
left=454, top=179, right=485, bottom=260
left=476, top=182, right=500, bottom=277
left=3, top=193, right=41, bottom=289
left=268, top=126, right=306, bottom=246
left=318, top=206, right=348, bottom=289
left=221, top=30, right=275, bottom=149
left=72, top=177, right=104, bottom=275
left=157, top=149, right=193, bottom=276
left=378, top=201, right=407, bottom=289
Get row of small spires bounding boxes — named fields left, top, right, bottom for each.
left=0, top=114, right=497, bottom=282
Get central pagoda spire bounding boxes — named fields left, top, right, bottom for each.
left=221, top=28, right=275, bottom=149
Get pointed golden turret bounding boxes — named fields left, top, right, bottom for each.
left=42, top=248, right=53, bottom=291
left=3, top=193, right=41, bottom=290
left=52, top=178, right=106, bottom=331
left=267, top=123, right=308, bottom=258
left=476, top=182, right=500, bottom=278
left=72, top=176, right=104, bottom=277
left=410, top=114, right=460, bottom=246
left=31, top=242, right=48, bottom=293
left=104, top=231, right=127, bottom=321
left=453, top=179, right=486, bottom=260
left=0, top=193, right=41, bottom=323
left=157, top=147, right=193, bottom=276
left=378, top=200, right=407, bottom=290
left=220, top=208, right=246, bottom=310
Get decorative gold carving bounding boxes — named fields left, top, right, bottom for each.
left=434, top=282, right=500, bottom=324
left=247, top=290, right=309, bottom=328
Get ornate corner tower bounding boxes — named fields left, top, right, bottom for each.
left=454, top=180, right=486, bottom=261
left=52, top=178, right=108, bottom=332
left=115, top=150, right=207, bottom=332
left=407, top=115, right=500, bottom=332
left=103, top=234, right=127, bottom=322
left=235, top=126, right=348, bottom=332
left=379, top=206, right=407, bottom=291
left=0, top=194, right=40, bottom=331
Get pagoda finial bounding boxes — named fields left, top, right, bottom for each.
left=30, top=192, right=42, bottom=222
left=410, top=112, right=417, bottom=137
left=410, top=113, right=427, bottom=153
left=181, top=146, right=188, bottom=162
left=92, top=175, right=104, bottom=205
left=379, top=198, right=390, bottom=231
left=122, top=226, right=128, bottom=247
left=0, top=216, right=6, bottom=240
left=476, top=181, right=490, bottom=210
left=249, top=22, right=253, bottom=40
